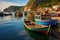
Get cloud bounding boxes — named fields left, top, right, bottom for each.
left=0, top=0, right=21, bottom=11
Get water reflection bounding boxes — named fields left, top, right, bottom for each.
left=24, top=27, right=49, bottom=40
left=0, top=16, right=25, bottom=40
left=0, top=15, right=59, bottom=40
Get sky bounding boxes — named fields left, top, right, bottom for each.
left=0, top=0, right=29, bottom=11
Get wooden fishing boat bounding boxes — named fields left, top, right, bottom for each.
left=24, top=19, right=51, bottom=35
left=35, top=14, right=57, bottom=26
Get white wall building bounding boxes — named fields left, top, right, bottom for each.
left=52, top=5, right=60, bottom=10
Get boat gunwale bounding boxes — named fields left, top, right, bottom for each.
left=24, top=19, right=50, bottom=30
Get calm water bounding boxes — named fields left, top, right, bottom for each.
left=0, top=16, right=58, bottom=40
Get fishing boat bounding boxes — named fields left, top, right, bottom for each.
left=35, top=14, right=57, bottom=27
left=24, top=19, right=51, bottom=35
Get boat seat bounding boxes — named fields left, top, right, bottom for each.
left=31, top=23, right=35, bottom=26
left=25, top=21, right=31, bottom=25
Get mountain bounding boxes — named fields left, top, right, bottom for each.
left=19, top=0, right=60, bottom=11
left=3, top=6, right=24, bottom=12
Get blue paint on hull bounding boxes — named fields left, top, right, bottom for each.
left=35, top=19, right=57, bottom=26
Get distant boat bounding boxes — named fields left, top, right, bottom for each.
left=3, top=12, right=12, bottom=16
left=35, top=14, right=57, bottom=27
left=0, top=12, right=4, bottom=16
left=24, top=19, right=51, bottom=35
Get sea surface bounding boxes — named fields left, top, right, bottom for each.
left=0, top=15, right=59, bottom=40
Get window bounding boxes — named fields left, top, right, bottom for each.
left=35, top=16, right=38, bottom=19
left=35, top=16, right=40, bottom=19
left=41, top=16, right=50, bottom=20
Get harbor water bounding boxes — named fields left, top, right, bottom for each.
left=0, top=15, right=60, bottom=40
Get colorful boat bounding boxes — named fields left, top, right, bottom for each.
left=35, top=14, right=57, bottom=26
left=24, top=19, right=51, bottom=35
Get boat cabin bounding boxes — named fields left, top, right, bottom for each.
left=35, top=14, right=51, bottom=20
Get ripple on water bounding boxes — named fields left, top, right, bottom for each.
left=0, top=16, right=59, bottom=40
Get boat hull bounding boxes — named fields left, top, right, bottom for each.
left=24, top=22, right=50, bottom=35
left=35, top=19, right=57, bottom=26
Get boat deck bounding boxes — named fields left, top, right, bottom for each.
left=24, top=19, right=48, bottom=28
left=27, top=24, right=48, bottom=28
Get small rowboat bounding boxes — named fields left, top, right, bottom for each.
left=24, top=19, right=51, bottom=35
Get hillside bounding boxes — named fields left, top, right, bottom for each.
left=18, top=0, right=60, bottom=21
left=27, top=0, right=60, bottom=10
left=3, top=6, right=24, bottom=12
left=19, top=0, right=60, bottom=11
